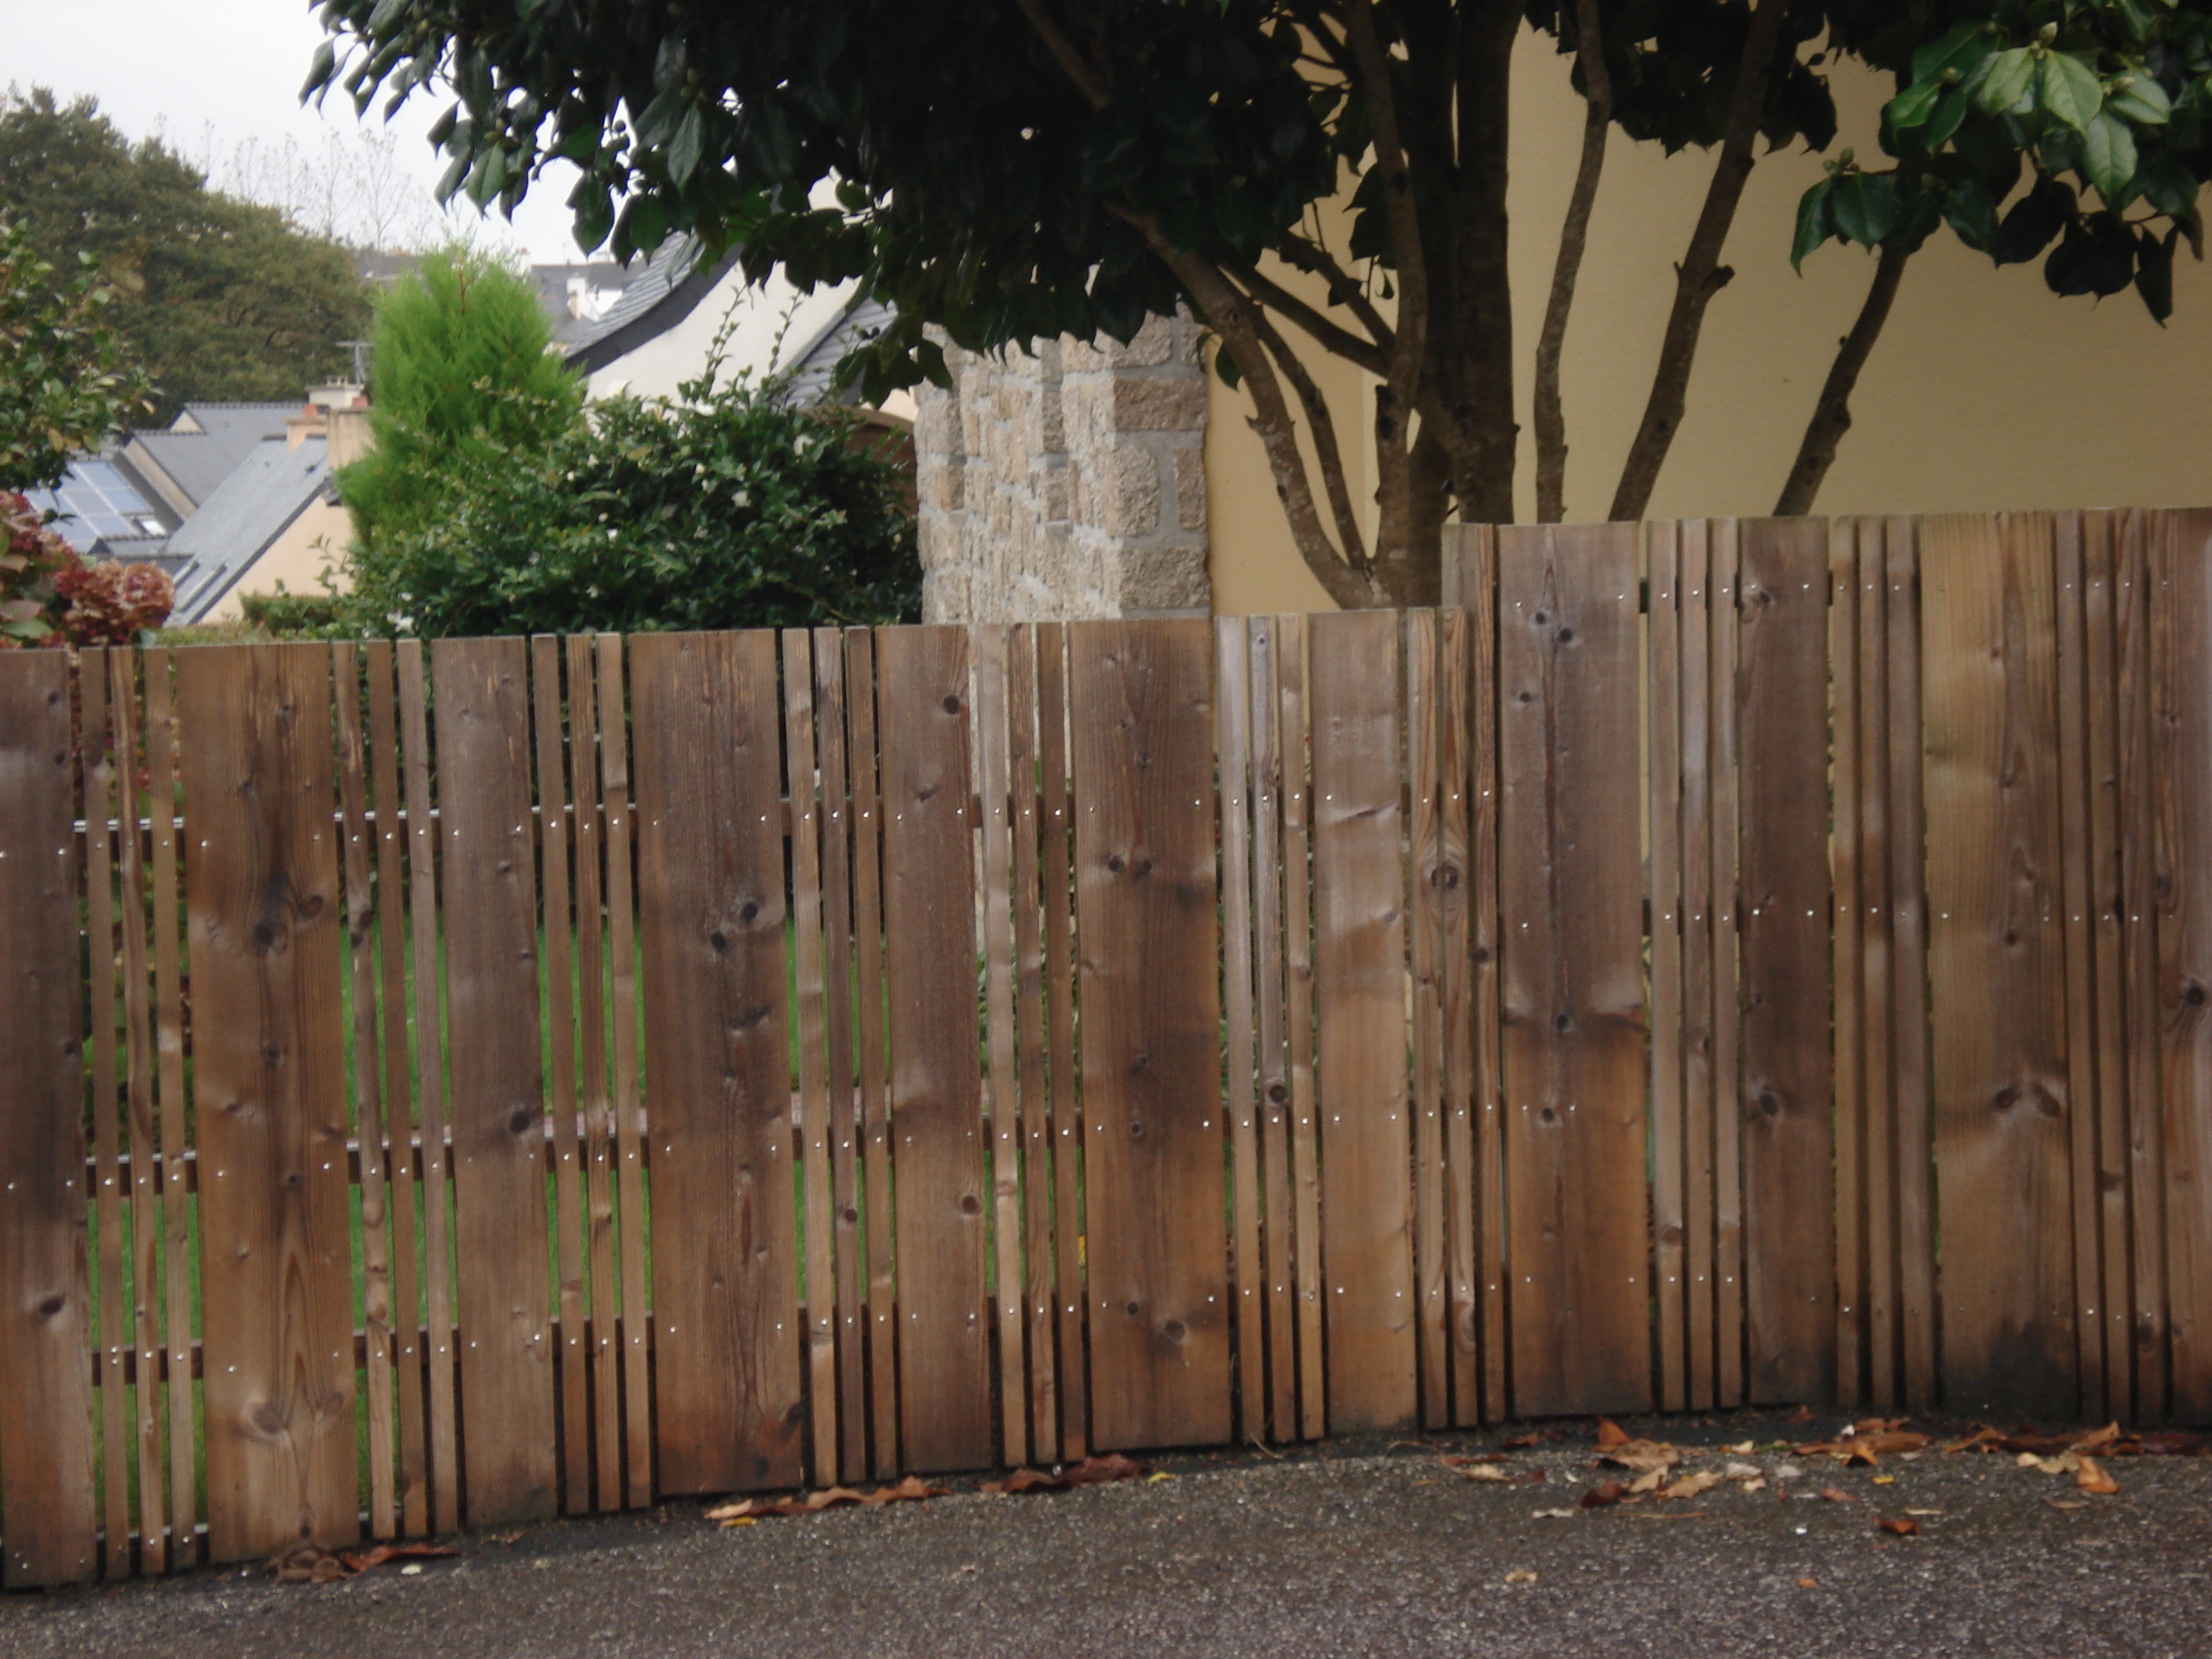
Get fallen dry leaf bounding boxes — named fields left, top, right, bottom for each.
left=1504, top=1568, right=1539, bottom=1584
left=1628, top=1468, right=1666, bottom=1496
left=1532, top=1507, right=1578, bottom=1519
left=1441, top=1452, right=1511, bottom=1468
left=1853, top=1417, right=1906, bottom=1434
left=1818, top=1486, right=1855, bottom=1503
left=980, top=1467, right=1069, bottom=1496
left=1725, top=1441, right=1757, bottom=1456
left=2047, top=1499, right=2089, bottom=1512
left=1597, top=1439, right=1682, bottom=1475
left=871, top=1474, right=950, bottom=1503
left=342, top=1544, right=459, bottom=1573
left=1145, top=1472, right=1174, bottom=1484
left=1065, top=1454, right=1148, bottom=1487
left=1455, top=1463, right=1512, bottom=1483
left=1595, top=1417, right=1631, bottom=1449
left=1787, top=1404, right=1816, bottom=1426
left=1797, top=1441, right=1881, bottom=1467
left=1858, top=1432, right=1931, bottom=1456
left=1904, top=1508, right=1944, bottom=1517
left=1797, top=1577, right=1819, bottom=1589
left=2072, top=1423, right=2121, bottom=1454
left=2020, top=1452, right=2080, bottom=1477
left=1723, top=1462, right=1763, bottom=1480
left=1877, top=1514, right=1921, bottom=1536
left=1871, top=1474, right=1896, bottom=1485
left=1660, top=1470, right=1723, bottom=1501
left=1581, top=1481, right=1625, bottom=1510
left=2075, top=1455, right=2119, bottom=1496
left=1741, top=1478, right=1767, bottom=1493
left=1940, top=1426, right=2006, bottom=1455
left=1772, top=1462, right=1804, bottom=1481
left=1502, top=1430, right=1558, bottom=1449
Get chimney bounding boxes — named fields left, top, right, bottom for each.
left=326, top=406, right=372, bottom=469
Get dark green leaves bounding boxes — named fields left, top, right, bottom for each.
left=2082, top=112, right=2137, bottom=201
left=1793, top=178, right=1833, bottom=270
left=1830, top=170, right=1897, bottom=245
left=1977, top=47, right=2037, bottom=115
left=2038, top=53, right=2105, bottom=132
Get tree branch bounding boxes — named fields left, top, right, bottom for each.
left=1275, top=232, right=1394, bottom=357
left=1230, top=258, right=1389, bottom=376
left=1236, top=280, right=1372, bottom=570
left=1009, top=0, right=1111, bottom=110
left=1607, top=0, right=1791, bottom=522
left=1533, top=0, right=1611, bottom=523
left=1772, top=243, right=1911, bottom=517
left=1340, top=0, right=1428, bottom=416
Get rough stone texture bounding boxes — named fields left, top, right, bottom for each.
left=914, top=309, right=1210, bottom=622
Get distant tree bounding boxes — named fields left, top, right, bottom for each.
left=334, top=243, right=582, bottom=556
left=0, top=88, right=372, bottom=422
left=0, top=216, right=154, bottom=489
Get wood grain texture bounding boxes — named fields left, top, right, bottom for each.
left=1829, top=524, right=1866, bottom=1410
left=1276, top=613, right=1326, bottom=1438
left=877, top=626, right=992, bottom=1471
left=1435, top=608, right=1480, bottom=1428
left=1649, top=526, right=1688, bottom=1415
left=177, top=643, right=360, bottom=1563
left=1405, top=612, right=1448, bottom=1430
left=629, top=631, right=802, bottom=1493
left=1496, top=524, right=1653, bottom=1418
left=1247, top=617, right=1298, bottom=1440
left=2152, top=507, right=2212, bottom=1420
left=1069, top=619, right=1231, bottom=1450
left=1035, top=622, right=1087, bottom=1459
left=1709, top=525, right=1747, bottom=1407
left=1006, top=627, right=1059, bottom=1463
left=1921, top=512, right=2078, bottom=1417
left=1678, top=523, right=1719, bottom=1412
left=1856, top=522, right=1899, bottom=1411
left=1216, top=617, right=1265, bottom=1441
left=1309, top=609, right=1417, bottom=1433
left=0, top=649, right=97, bottom=1588
left=1737, top=517, right=1837, bottom=1404
left=432, top=638, right=556, bottom=1524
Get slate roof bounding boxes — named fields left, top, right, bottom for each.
left=784, top=295, right=896, bottom=406
left=127, top=403, right=297, bottom=509
left=163, top=436, right=333, bottom=623
left=564, top=235, right=744, bottom=372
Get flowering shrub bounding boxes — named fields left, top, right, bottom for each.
left=1, top=489, right=173, bottom=647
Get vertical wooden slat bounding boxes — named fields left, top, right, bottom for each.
left=1830, top=522, right=1866, bottom=1412
left=2080, top=514, right=2136, bottom=1419
left=1247, top=617, right=1297, bottom=1441
left=81, top=655, right=132, bottom=1575
left=2115, top=511, right=2166, bottom=1422
left=1217, top=617, right=1265, bottom=1441
left=107, top=655, right=168, bottom=1570
left=1884, top=516, right=1937, bottom=1412
left=877, top=626, right=992, bottom=1471
left=530, top=638, right=591, bottom=1514
left=1922, top=511, right=2078, bottom=1417
left=1857, top=522, right=1899, bottom=1412
left=631, top=631, right=803, bottom=1494
left=1678, top=523, right=1719, bottom=1413
left=595, top=633, right=654, bottom=1507
left=1460, top=529, right=1508, bottom=1426
left=1710, top=524, right=1747, bottom=1408
left=1309, top=609, right=1416, bottom=1432
left=1406, top=610, right=1449, bottom=1430
left=1737, top=517, right=1837, bottom=1404
left=2153, top=507, right=2212, bottom=1420
left=1070, top=619, right=1230, bottom=1450
left=844, top=628, right=901, bottom=1475
left=814, top=628, right=871, bottom=1485
left=1496, top=524, right=1652, bottom=1417
left=1436, top=608, right=1480, bottom=1428
left=364, top=643, right=428, bottom=1534
left=972, top=625, right=1030, bottom=1470
left=2053, top=515, right=2107, bottom=1421
left=143, top=651, right=197, bottom=1559
left=178, top=643, right=359, bottom=1563
left=0, top=649, right=97, bottom=1588
left=1276, top=613, right=1326, bottom=1439
left=1648, top=526, right=1688, bottom=1415
left=1005, top=626, right=1058, bottom=1465
left=783, top=628, right=842, bottom=1482
left=335, top=643, right=398, bottom=1539
left=397, top=640, right=461, bottom=1532
left=1034, top=622, right=1086, bottom=1459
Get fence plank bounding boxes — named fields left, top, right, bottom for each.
left=1829, top=525, right=1866, bottom=1410
left=2154, top=507, right=2212, bottom=1420
left=629, top=631, right=803, bottom=1494
left=877, top=626, right=992, bottom=1471
left=144, top=652, right=199, bottom=1558
left=1738, top=517, right=1837, bottom=1404
left=107, top=655, right=169, bottom=1569
left=1922, top=512, right=2078, bottom=1417
left=0, top=650, right=97, bottom=1588
left=844, top=629, right=901, bottom=1474
left=1459, top=529, right=1508, bottom=1426
left=1885, top=518, right=1938, bottom=1412
left=814, top=628, right=871, bottom=1485
left=1405, top=611, right=1448, bottom=1430
left=431, top=638, right=557, bottom=1525
left=1035, top=622, right=1087, bottom=1458
left=1217, top=617, right=1265, bottom=1441
left=1070, top=619, right=1231, bottom=1450
left=1436, top=608, right=1481, bottom=1428
left=1649, top=527, right=1688, bottom=1415
left=1005, top=626, right=1058, bottom=1463
left=1276, top=613, right=1326, bottom=1438
left=1858, top=522, right=1899, bottom=1412
left=1679, top=523, right=1719, bottom=1412
left=529, top=638, right=591, bottom=1513
left=1309, top=609, right=1417, bottom=1432
left=783, top=628, right=843, bottom=1482
left=972, top=626, right=1030, bottom=1470
left=335, top=643, right=398, bottom=1538
left=1247, top=617, right=1297, bottom=1440
left=1710, top=525, right=1746, bottom=1406
left=1496, top=525, right=1651, bottom=1417
left=177, top=643, right=359, bottom=1562
left=364, top=643, right=429, bottom=1533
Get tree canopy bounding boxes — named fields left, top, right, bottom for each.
left=0, top=216, right=154, bottom=490
left=0, top=88, right=372, bottom=423
left=312, top=0, right=2212, bottom=605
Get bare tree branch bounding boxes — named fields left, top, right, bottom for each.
left=1773, top=243, right=1912, bottom=516
left=1608, top=0, right=1792, bottom=522
left=1230, top=258, right=1390, bottom=376
left=1339, top=0, right=1429, bottom=417
left=1236, top=280, right=1372, bottom=569
left=1533, top=0, right=1611, bottom=523
left=1009, top=0, right=1111, bottom=109
left=1275, top=232, right=1395, bottom=357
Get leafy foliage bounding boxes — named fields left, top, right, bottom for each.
left=0, top=88, right=372, bottom=423
left=1, top=489, right=173, bottom=648
left=0, top=216, right=155, bottom=490
left=335, top=244, right=582, bottom=557
left=339, top=362, right=919, bottom=639
left=238, top=587, right=349, bottom=639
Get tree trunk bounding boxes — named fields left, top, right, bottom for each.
left=1443, top=0, right=1523, bottom=529
left=1533, top=0, right=1613, bottom=524
left=1773, top=244, right=1911, bottom=517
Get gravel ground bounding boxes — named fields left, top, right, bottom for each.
left=5, top=1409, right=2207, bottom=1659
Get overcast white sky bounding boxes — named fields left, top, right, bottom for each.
left=12, top=0, right=588, bottom=262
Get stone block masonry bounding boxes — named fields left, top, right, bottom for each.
left=914, top=309, right=1211, bottom=623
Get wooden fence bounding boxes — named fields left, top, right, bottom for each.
left=3, top=507, right=2210, bottom=1588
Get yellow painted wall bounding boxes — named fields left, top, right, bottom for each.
left=1208, top=30, right=2212, bottom=615
left=203, top=495, right=352, bottom=622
